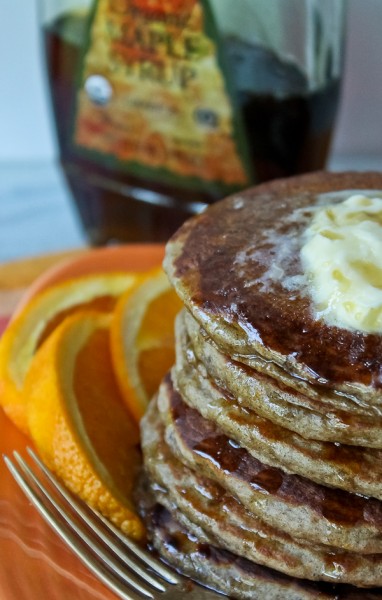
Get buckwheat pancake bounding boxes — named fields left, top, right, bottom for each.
left=139, top=171, right=382, bottom=596
left=141, top=395, right=382, bottom=587
left=138, top=488, right=361, bottom=600
left=184, top=310, right=382, bottom=448
left=157, top=374, right=382, bottom=554
left=140, top=500, right=382, bottom=599
left=173, top=313, right=382, bottom=500
left=163, top=171, right=382, bottom=406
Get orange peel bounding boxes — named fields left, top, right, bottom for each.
left=111, top=267, right=182, bottom=423
left=0, top=273, right=138, bottom=433
left=25, top=311, right=145, bottom=540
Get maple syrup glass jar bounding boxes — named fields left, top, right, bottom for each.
left=39, top=0, right=346, bottom=244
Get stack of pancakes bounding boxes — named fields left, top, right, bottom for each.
left=138, top=172, right=382, bottom=599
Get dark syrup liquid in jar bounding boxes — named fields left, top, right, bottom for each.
left=225, top=37, right=341, bottom=182
left=44, top=11, right=340, bottom=245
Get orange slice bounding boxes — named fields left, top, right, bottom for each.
left=25, top=311, right=145, bottom=540
left=14, top=245, right=165, bottom=316
left=0, top=273, right=138, bottom=433
left=111, top=268, right=182, bottom=423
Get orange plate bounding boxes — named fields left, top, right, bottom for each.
left=0, top=245, right=164, bottom=600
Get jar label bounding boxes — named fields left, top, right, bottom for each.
left=72, top=0, right=253, bottom=193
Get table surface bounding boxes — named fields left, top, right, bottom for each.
left=0, top=161, right=86, bottom=264
left=1, top=155, right=381, bottom=264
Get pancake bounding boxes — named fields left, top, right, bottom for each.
left=184, top=310, right=382, bottom=448
left=163, top=171, right=382, bottom=406
left=141, top=395, right=382, bottom=587
left=140, top=171, right=382, bottom=595
left=137, top=489, right=348, bottom=600
left=144, top=504, right=382, bottom=599
left=173, top=312, right=382, bottom=500
left=141, top=501, right=382, bottom=599
left=157, top=373, right=382, bottom=554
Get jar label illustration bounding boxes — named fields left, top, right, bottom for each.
left=72, top=0, right=253, bottom=191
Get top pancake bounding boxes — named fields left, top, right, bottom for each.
left=164, top=171, right=382, bottom=402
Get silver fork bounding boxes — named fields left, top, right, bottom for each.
left=3, top=448, right=223, bottom=600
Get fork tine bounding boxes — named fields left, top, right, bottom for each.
left=22, top=449, right=171, bottom=592
left=27, top=447, right=180, bottom=585
left=12, top=451, right=163, bottom=596
left=4, top=453, right=152, bottom=600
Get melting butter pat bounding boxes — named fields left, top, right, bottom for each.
left=301, top=194, right=382, bottom=332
